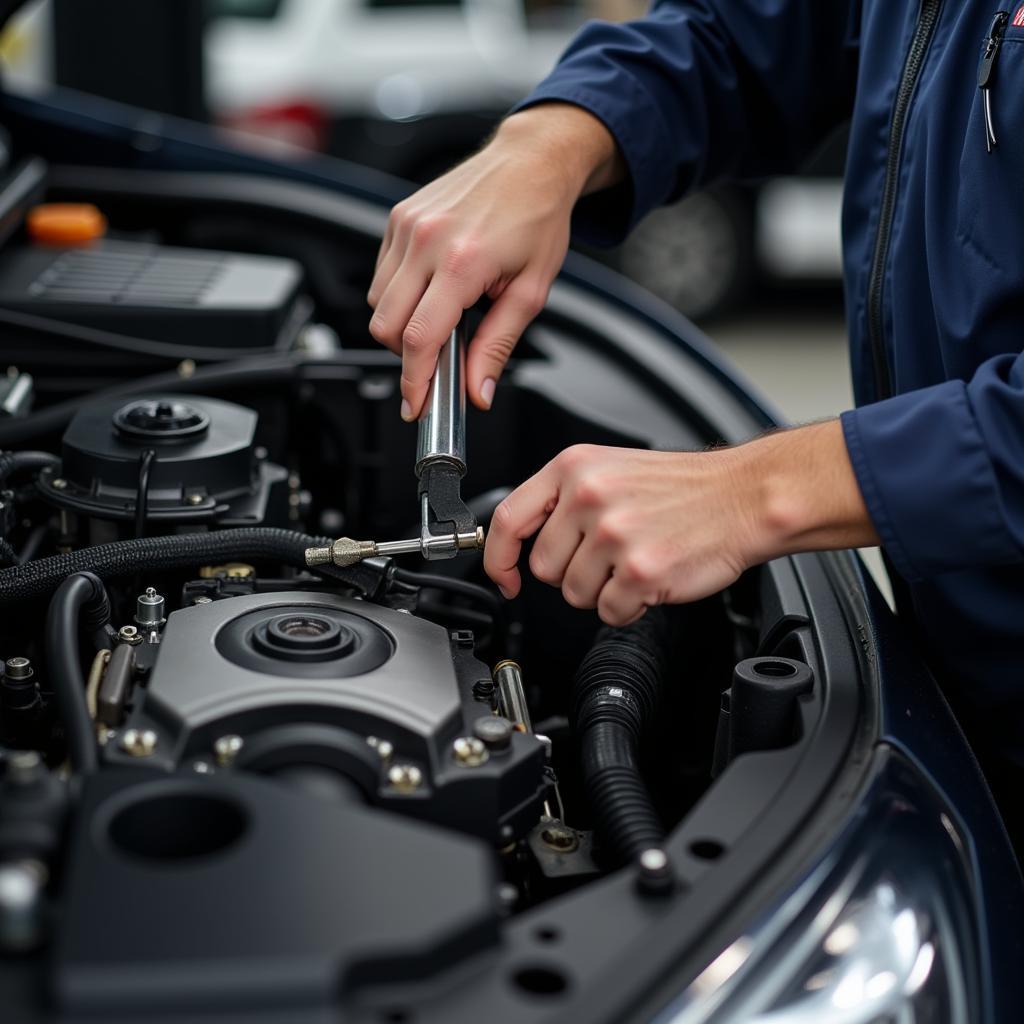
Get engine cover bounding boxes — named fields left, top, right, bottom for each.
left=110, top=592, right=548, bottom=842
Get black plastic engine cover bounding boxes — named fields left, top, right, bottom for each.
left=38, top=393, right=287, bottom=526
left=51, top=769, right=499, bottom=1015
left=109, top=592, right=549, bottom=842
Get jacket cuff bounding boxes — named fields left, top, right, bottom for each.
left=841, top=381, right=1020, bottom=582
left=511, top=77, right=673, bottom=246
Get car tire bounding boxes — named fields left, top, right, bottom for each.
left=616, top=186, right=753, bottom=322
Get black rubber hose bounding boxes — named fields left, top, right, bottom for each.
left=391, top=567, right=506, bottom=638
left=0, top=450, right=61, bottom=484
left=572, top=609, right=674, bottom=865
left=0, top=528, right=369, bottom=603
left=45, top=572, right=111, bottom=773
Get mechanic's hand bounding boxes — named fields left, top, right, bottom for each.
left=484, top=423, right=879, bottom=626
left=368, top=104, right=622, bottom=420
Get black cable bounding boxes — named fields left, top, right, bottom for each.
left=0, top=354, right=299, bottom=447
left=0, top=528, right=376, bottom=603
left=0, top=307, right=279, bottom=363
left=134, top=449, right=156, bottom=540
left=16, top=524, right=48, bottom=565
left=391, top=567, right=506, bottom=640
left=0, top=450, right=61, bottom=484
left=45, top=572, right=111, bottom=773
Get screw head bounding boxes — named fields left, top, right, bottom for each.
left=473, top=715, right=512, bottom=751
left=192, top=760, right=214, bottom=775
left=636, top=847, right=675, bottom=897
left=117, top=625, right=143, bottom=645
left=387, top=763, right=423, bottom=793
left=213, top=735, right=243, bottom=767
left=185, top=493, right=204, bottom=506
left=120, top=729, right=157, bottom=758
left=452, top=736, right=489, bottom=767
left=193, top=596, right=213, bottom=605
left=540, top=823, right=579, bottom=852
left=51, top=478, right=67, bottom=490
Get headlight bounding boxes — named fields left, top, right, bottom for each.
left=654, top=749, right=981, bottom=1024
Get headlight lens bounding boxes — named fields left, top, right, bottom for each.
left=654, top=750, right=980, bottom=1024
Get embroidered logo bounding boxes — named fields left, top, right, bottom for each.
left=1014, top=5, right=1024, bottom=27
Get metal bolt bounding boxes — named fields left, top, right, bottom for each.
left=185, top=493, right=204, bottom=506
left=4, top=657, right=32, bottom=681
left=117, top=625, right=143, bottom=646
left=473, top=715, right=513, bottom=751
left=387, top=763, right=423, bottom=793
left=636, top=847, right=675, bottom=897
left=192, top=761, right=214, bottom=775
left=51, top=478, right=67, bottom=490
left=366, top=736, right=394, bottom=763
left=213, top=735, right=243, bottom=767
left=452, top=736, right=489, bottom=768
left=193, top=596, right=213, bottom=605
left=120, top=728, right=157, bottom=758
left=540, top=823, right=579, bottom=852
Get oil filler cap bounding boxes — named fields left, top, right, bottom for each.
left=113, top=399, right=211, bottom=442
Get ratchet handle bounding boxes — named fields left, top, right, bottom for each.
left=416, top=318, right=467, bottom=478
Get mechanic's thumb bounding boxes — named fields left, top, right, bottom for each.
left=466, top=285, right=545, bottom=410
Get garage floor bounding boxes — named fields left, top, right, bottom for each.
left=707, top=292, right=892, bottom=604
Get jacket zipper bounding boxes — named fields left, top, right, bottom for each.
left=979, top=10, right=1009, bottom=151
left=865, top=0, right=942, bottom=401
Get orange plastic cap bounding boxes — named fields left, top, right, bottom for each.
left=26, top=203, right=107, bottom=246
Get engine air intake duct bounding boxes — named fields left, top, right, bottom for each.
left=572, top=609, right=674, bottom=866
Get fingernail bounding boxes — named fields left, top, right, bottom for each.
left=480, top=377, right=496, bottom=409
left=401, top=399, right=413, bottom=422
left=498, top=585, right=513, bottom=600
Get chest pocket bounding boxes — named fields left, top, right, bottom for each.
left=957, top=21, right=1024, bottom=264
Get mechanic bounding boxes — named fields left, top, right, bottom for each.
left=367, top=3, right=1024, bottom=852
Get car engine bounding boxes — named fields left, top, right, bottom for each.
left=0, top=159, right=823, bottom=1022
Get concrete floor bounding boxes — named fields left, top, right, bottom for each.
left=704, top=291, right=892, bottom=603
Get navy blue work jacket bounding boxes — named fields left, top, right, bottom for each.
left=518, top=1, right=1024, bottom=762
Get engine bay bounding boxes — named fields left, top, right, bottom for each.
left=0, top=146, right=843, bottom=1022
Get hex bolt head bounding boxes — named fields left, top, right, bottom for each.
left=540, top=822, right=579, bottom=852
left=120, top=729, right=158, bottom=758
left=213, top=735, right=244, bottom=767
left=472, top=715, right=513, bottom=752
left=50, top=478, right=67, bottom=490
left=117, top=625, right=143, bottom=646
left=636, top=847, right=675, bottom=897
left=4, top=657, right=32, bottom=681
left=387, top=764, right=423, bottom=793
left=185, top=493, right=205, bottom=506
left=452, top=736, right=489, bottom=767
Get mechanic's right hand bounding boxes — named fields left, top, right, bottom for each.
left=367, top=104, right=622, bottom=420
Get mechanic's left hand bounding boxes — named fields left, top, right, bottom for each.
left=484, top=424, right=879, bottom=626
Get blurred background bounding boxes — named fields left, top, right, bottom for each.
left=0, top=0, right=850, bottom=424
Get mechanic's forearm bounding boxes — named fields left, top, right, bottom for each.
left=495, top=103, right=626, bottom=199
left=739, top=419, right=880, bottom=562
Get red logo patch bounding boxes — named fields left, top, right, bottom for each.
left=1014, top=5, right=1024, bottom=27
